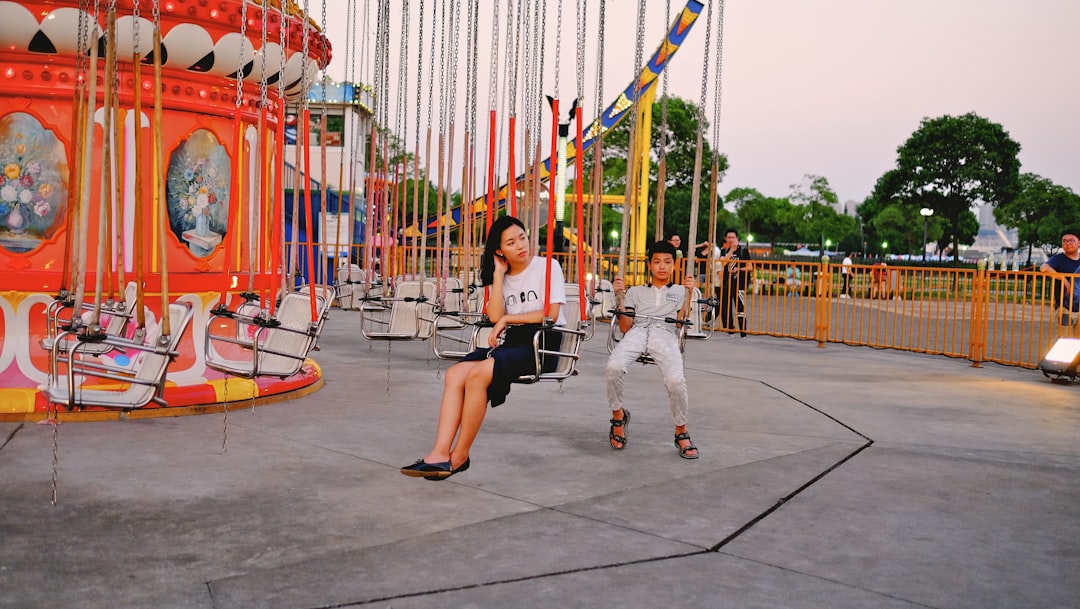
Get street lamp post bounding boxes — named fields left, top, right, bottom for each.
left=920, top=208, right=934, bottom=261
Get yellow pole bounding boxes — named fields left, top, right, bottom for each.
left=633, top=86, right=655, bottom=284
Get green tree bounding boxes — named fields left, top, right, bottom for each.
left=876, top=113, right=1021, bottom=264
left=784, top=175, right=855, bottom=253
left=994, top=173, right=1080, bottom=263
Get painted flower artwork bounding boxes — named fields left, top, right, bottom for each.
left=0, top=112, right=68, bottom=253
left=166, top=128, right=231, bottom=256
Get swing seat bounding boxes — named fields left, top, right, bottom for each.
left=360, top=278, right=442, bottom=340
left=684, top=287, right=714, bottom=339
left=335, top=264, right=382, bottom=310
left=431, top=311, right=488, bottom=360
left=204, top=288, right=331, bottom=379
left=606, top=309, right=689, bottom=366
left=588, top=279, right=616, bottom=321
left=44, top=302, right=194, bottom=410
left=514, top=295, right=585, bottom=384
left=40, top=282, right=140, bottom=355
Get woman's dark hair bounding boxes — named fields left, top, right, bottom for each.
left=480, top=215, right=527, bottom=286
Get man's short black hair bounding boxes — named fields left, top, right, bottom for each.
left=1063, top=228, right=1080, bottom=240
left=647, top=240, right=678, bottom=260
left=724, top=228, right=739, bottom=238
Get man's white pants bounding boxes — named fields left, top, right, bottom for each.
left=606, top=326, right=688, bottom=426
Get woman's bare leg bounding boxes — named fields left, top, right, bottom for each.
left=447, top=359, right=495, bottom=469
left=422, top=361, right=475, bottom=463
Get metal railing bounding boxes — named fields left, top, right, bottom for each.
left=317, top=243, right=1074, bottom=369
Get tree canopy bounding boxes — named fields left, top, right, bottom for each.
left=873, top=112, right=1021, bottom=263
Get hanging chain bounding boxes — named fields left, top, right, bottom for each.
left=300, top=0, right=311, bottom=111
left=448, top=0, right=461, bottom=122
left=698, top=0, right=714, bottom=127
left=259, top=0, right=270, bottom=108
left=395, top=0, right=410, bottom=147
left=593, top=0, right=605, bottom=130
left=553, top=0, right=563, bottom=99
left=576, top=0, right=586, bottom=104
left=487, top=0, right=500, bottom=111
left=537, top=0, right=548, bottom=136
left=416, top=0, right=426, bottom=151
left=235, top=0, right=247, bottom=109
left=132, top=0, right=140, bottom=61
left=712, top=0, right=726, bottom=146
left=277, top=0, right=286, bottom=102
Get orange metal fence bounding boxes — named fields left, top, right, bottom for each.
left=326, top=244, right=1075, bottom=369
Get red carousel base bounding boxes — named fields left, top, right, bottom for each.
left=0, top=360, right=323, bottom=422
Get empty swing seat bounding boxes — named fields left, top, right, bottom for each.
left=44, top=302, right=194, bottom=410
left=359, top=278, right=440, bottom=340
left=204, top=288, right=332, bottom=379
left=41, top=281, right=141, bottom=355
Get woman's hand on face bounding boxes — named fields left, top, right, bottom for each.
left=493, top=253, right=509, bottom=276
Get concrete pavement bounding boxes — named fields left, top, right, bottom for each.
left=2, top=309, right=1078, bottom=609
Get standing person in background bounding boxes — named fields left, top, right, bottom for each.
left=840, top=252, right=854, bottom=298
left=666, top=232, right=684, bottom=259
left=717, top=229, right=752, bottom=337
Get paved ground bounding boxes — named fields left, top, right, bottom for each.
left=2, top=309, right=1079, bottom=609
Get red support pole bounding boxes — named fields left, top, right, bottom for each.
left=507, top=115, right=517, bottom=218
left=544, top=99, right=559, bottom=318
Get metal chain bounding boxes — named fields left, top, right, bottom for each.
left=470, top=0, right=480, bottom=135
left=449, top=0, right=461, bottom=122
left=259, top=0, right=270, bottom=108
left=426, top=0, right=435, bottom=129
left=300, top=0, right=311, bottom=110
left=416, top=0, right=426, bottom=151
left=520, top=0, right=534, bottom=163
left=593, top=0, right=605, bottom=132
left=576, top=0, right=586, bottom=102
left=236, top=0, right=247, bottom=109
left=553, top=0, right=562, bottom=98
left=508, top=0, right=520, bottom=116
left=712, top=0, right=726, bottom=145
left=132, top=0, right=140, bottom=61
left=537, top=0, right=547, bottom=136
left=395, top=0, right=410, bottom=145
left=487, top=0, right=500, bottom=111
left=277, top=0, right=286, bottom=102
left=698, top=0, right=714, bottom=127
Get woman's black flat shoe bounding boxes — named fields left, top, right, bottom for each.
left=425, top=457, right=470, bottom=481
left=400, top=458, right=451, bottom=479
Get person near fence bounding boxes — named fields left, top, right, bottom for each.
left=1040, top=228, right=1080, bottom=323
left=400, top=215, right=566, bottom=480
left=717, top=229, right=752, bottom=336
left=606, top=240, right=699, bottom=459
left=840, top=253, right=854, bottom=298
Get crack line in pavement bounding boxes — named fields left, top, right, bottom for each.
left=291, top=368, right=878, bottom=608
left=0, top=422, right=24, bottom=452
left=300, top=549, right=712, bottom=609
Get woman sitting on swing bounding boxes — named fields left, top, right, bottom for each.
left=401, top=215, right=566, bottom=480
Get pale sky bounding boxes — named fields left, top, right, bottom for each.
left=314, top=0, right=1079, bottom=206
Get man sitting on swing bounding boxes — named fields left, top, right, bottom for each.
left=605, top=240, right=699, bottom=459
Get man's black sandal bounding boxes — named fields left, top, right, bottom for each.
left=609, top=408, right=630, bottom=450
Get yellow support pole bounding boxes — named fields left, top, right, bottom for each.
left=633, top=86, right=655, bottom=264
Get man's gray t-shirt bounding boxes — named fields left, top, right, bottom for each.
left=624, top=283, right=686, bottom=336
